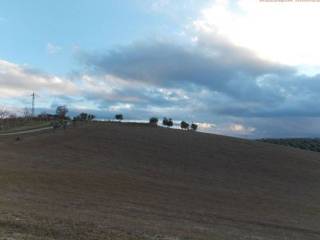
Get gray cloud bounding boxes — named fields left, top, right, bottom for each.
left=76, top=35, right=320, bottom=138
left=81, top=37, right=295, bottom=105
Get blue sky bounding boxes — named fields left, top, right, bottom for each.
left=1, top=0, right=320, bottom=138
left=0, top=1, right=171, bottom=73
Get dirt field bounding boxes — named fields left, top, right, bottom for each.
left=0, top=122, right=319, bottom=240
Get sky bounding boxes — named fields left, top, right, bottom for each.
left=1, top=0, right=320, bottom=138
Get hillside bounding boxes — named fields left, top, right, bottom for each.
left=259, top=138, right=320, bottom=153
left=0, top=122, right=320, bottom=240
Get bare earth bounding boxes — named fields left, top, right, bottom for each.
left=0, top=122, right=319, bottom=240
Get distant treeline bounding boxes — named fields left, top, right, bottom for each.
left=259, top=138, right=320, bottom=153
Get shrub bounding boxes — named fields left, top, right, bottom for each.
left=79, top=112, right=88, bottom=121
left=163, top=117, right=168, bottom=126
left=56, top=105, right=68, bottom=119
left=180, top=121, right=189, bottom=130
left=191, top=123, right=198, bottom=131
left=149, top=117, right=158, bottom=126
left=88, top=114, right=95, bottom=120
left=115, top=114, right=123, bottom=121
left=163, top=117, right=173, bottom=127
left=74, top=112, right=96, bottom=121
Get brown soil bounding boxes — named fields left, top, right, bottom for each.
left=0, top=122, right=319, bottom=239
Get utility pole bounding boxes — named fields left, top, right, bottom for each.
left=31, top=92, right=36, bottom=117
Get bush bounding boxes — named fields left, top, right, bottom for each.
left=149, top=117, right=158, bottom=126
left=162, top=117, right=168, bottom=126
left=115, top=114, right=123, bottom=121
left=79, top=112, right=88, bottom=121
left=51, top=121, right=61, bottom=129
left=74, top=112, right=96, bottom=121
left=191, top=123, right=198, bottom=131
left=56, top=105, right=68, bottom=119
left=180, top=121, right=189, bottom=130
left=163, top=117, right=173, bottom=127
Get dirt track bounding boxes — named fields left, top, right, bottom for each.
left=0, top=126, right=52, bottom=136
left=0, top=122, right=319, bottom=239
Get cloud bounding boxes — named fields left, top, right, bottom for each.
left=76, top=21, right=320, bottom=138
left=0, top=60, right=81, bottom=113
left=197, top=122, right=215, bottom=130
left=142, top=0, right=209, bottom=17
left=2, top=54, right=320, bottom=138
left=47, top=43, right=62, bottom=54
left=0, top=59, right=192, bottom=118
left=193, top=0, right=320, bottom=67
left=150, top=0, right=171, bottom=11
left=108, top=103, right=133, bottom=112
left=229, top=123, right=255, bottom=134
left=0, top=60, right=77, bottom=97
left=82, top=38, right=294, bottom=104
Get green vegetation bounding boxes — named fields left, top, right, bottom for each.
left=162, top=117, right=173, bottom=127
left=115, top=114, right=123, bottom=121
left=73, top=112, right=95, bottom=121
left=180, top=121, right=189, bottom=130
left=259, top=138, right=320, bottom=152
left=191, top=123, right=198, bottom=131
left=149, top=117, right=158, bottom=126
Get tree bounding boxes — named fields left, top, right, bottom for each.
left=0, top=109, right=9, bottom=119
left=0, top=109, right=9, bottom=130
left=191, top=123, right=198, bottom=131
left=79, top=112, right=88, bottom=121
left=9, top=113, right=17, bottom=119
left=115, top=114, right=123, bottom=121
left=22, top=108, right=31, bottom=119
left=162, top=117, right=168, bottom=126
left=56, top=105, right=68, bottom=119
left=180, top=121, right=189, bottom=130
left=88, top=114, right=95, bottom=121
left=149, top=117, right=158, bottom=126
left=73, top=112, right=95, bottom=123
left=163, top=117, right=173, bottom=128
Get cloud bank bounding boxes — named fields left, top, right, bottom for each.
left=77, top=29, right=320, bottom=137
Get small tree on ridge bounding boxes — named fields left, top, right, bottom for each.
left=115, top=114, right=123, bottom=122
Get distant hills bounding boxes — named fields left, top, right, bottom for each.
left=259, top=138, right=320, bottom=152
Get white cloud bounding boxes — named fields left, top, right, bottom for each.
left=46, top=43, right=62, bottom=54
left=108, top=103, right=133, bottom=112
left=229, top=123, right=255, bottom=134
left=150, top=0, right=171, bottom=11
left=193, top=0, right=320, bottom=67
left=0, top=60, right=77, bottom=98
left=197, top=122, right=216, bottom=129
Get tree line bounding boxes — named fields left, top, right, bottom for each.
left=150, top=117, right=198, bottom=131
left=0, top=105, right=199, bottom=132
left=113, top=114, right=198, bottom=131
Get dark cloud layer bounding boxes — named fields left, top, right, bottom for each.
left=83, top=39, right=295, bottom=104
